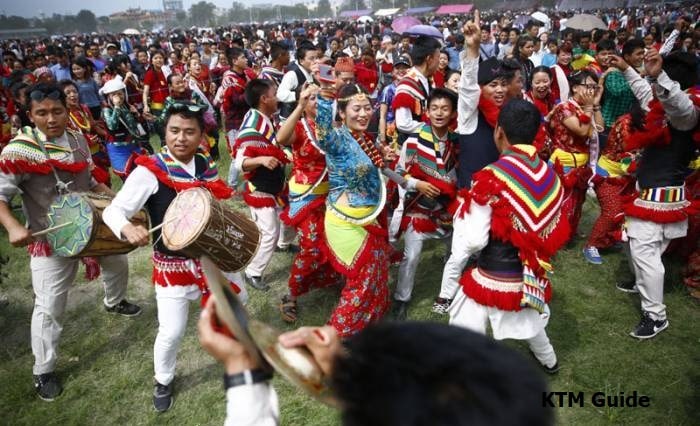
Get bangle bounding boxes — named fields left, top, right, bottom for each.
left=223, top=368, right=273, bottom=389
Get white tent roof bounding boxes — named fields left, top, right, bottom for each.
left=375, top=8, right=401, bottom=16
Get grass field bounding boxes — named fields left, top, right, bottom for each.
left=1, top=136, right=698, bottom=425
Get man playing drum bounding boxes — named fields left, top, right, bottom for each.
left=0, top=82, right=141, bottom=402
left=102, top=101, right=246, bottom=413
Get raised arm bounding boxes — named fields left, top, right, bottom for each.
left=457, top=10, right=482, bottom=135
left=277, top=85, right=316, bottom=146
left=644, top=49, right=699, bottom=131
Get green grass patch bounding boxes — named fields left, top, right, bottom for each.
left=0, top=136, right=697, bottom=425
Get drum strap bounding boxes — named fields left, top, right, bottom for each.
left=32, top=129, right=76, bottom=194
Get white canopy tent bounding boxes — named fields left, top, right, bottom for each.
left=375, top=8, right=401, bottom=17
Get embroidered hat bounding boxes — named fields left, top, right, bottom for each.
left=335, top=56, right=354, bottom=73
left=477, top=57, right=504, bottom=85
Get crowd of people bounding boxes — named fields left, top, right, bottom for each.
left=0, top=3, right=698, bottom=422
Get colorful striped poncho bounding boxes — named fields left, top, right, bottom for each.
left=459, top=144, right=570, bottom=313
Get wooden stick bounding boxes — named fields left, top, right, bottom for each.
left=147, top=223, right=164, bottom=234
left=32, top=222, right=71, bottom=237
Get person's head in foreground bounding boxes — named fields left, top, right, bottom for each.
left=198, top=298, right=553, bottom=425
left=494, top=99, right=542, bottom=152
left=162, top=102, right=205, bottom=162
left=26, top=82, right=68, bottom=139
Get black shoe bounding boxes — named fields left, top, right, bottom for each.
left=616, top=278, right=639, bottom=294
left=275, top=245, right=300, bottom=253
left=630, top=312, right=668, bottom=339
left=34, top=372, right=63, bottom=401
left=246, top=274, right=269, bottom=291
left=392, top=301, right=408, bottom=321
left=543, top=362, right=560, bottom=374
left=105, top=299, right=142, bottom=317
left=153, top=381, right=174, bottom=412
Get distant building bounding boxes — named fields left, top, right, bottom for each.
left=163, top=0, right=184, bottom=12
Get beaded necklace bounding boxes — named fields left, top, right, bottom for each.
left=351, top=129, right=384, bottom=169
left=69, top=107, right=91, bottom=132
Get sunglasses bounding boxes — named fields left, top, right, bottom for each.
left=29, top=89, right=62, bottom=102
left=167, top=102, right=205, bottom=113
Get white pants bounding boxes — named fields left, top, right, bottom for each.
left=153, top=284, right=201, bottom=386
left=277, top=222, right=296, bottom=249
left=30, top=254, right=129, bottom=374
left=226, top=129, right=239, bottom=188
left=438, top=211, right=475, bottom=300
left=627, top=217, right=688, bottom=321
left=245, top=206, right=280, bottom=277
left=388, top=189, right=406, bottom=243
left=449, top=291, right=557, bottom=368
left=394, top=225, right=450, bottom=302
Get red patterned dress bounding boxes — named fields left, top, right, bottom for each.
left=586, top=114, right=639, bottom=249
left=548, top=100, right=593, bottom=240
left=280, top=118, right=340, bottom=298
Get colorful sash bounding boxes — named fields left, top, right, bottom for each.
left=134, top=151, right=232, bottom=200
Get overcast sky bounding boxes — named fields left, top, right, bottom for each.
left=0, top=0, right=289, bottom=18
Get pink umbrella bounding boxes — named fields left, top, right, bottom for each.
left=392, top=16, right=421, bottom=34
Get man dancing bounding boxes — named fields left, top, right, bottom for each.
left=0, top=83, right=140, bottom=401
left=448, top=99, right=569, bottom=374
left=102, top=102, right=245, bottom=411
left=392, top=88, right=459, bottom=319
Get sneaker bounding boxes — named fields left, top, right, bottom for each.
left=105, top=300, right=142, bottom=317
left=431, top=297, right=453, bottom=315
left=245, top=274, right=269, bottom=291
left=153, top=382, right=174, bottom=412
left=275, top=245, right=300, bottom=253
left=616, top=278, right=639, bottom=294
left=629, top=312, right=668, bottom=340
left=582, top=246, right=603, bottom=265
left=34, top=372, right=63, bottom=401
left=392, top=300, right=408, bottom=321
left=543, top=362, right=561, bottom=374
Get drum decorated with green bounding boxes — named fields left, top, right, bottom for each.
left=45, top=192, right=149, bottom=257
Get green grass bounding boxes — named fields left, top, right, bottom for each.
left=0, top=135, right=698, bottom=425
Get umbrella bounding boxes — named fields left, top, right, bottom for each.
left=404, top=24, right=443, bottom=41
left=392, top=16, right=421, bottom=34
left=530, top=12, right=550, bottom=26
left=122, top=28, right=141, bottom=36
left=358, top=16, right=373, bottom=23
left=565, top=14, right=607, bottom=31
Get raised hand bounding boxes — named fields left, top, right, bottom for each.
left=608, top=54, right=630, bottom=71
left=298, top=83, right=319, bottom=107
left=644, top=48, right=663, bottom=79
left=463, top=9, right=481, bottom=58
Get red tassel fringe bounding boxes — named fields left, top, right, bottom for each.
left=624, top=202, right=690, bottom=223
left=243, top=192, right=278, bottom=208
left=400, top=216, right=438, bottom=234
left=0, top=159, right=89, bottom=175
left=81, top=257, right=101, bottom=281
left=460, top=270, right=523, bottom=312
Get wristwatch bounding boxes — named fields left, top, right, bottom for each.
left=223, top=368, right=273, bottom=389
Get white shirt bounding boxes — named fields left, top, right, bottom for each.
left=395, top=67, right=431, bottom=135
left=456, top=54, right=481, bottom=135
left=102, top=149, right=197, bottom=239
left=276, top=65, right=312, bottom=104
left=225, top=383, right=279, bottom=426
left=622, top=68, right=699, bottom=131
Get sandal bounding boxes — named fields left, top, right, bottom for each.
left=279, top=295, right=298, bottom=323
